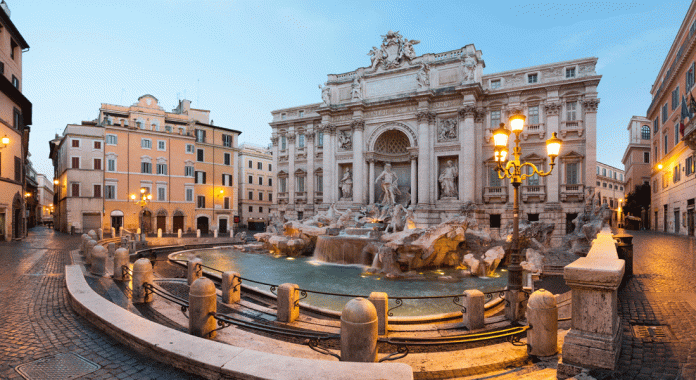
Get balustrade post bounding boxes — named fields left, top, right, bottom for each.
left=131, top=258, right=153, bottom=303
left=107, top=242, right=116, bottom=257
left=368, top=292, right=388, bottom=336
left=90, top=245, right=107, bottom=276
left=462, top=290, right=484, bottom=330
left=113, top=248, right=129, bottom=281
left=189, top=277, right=218, bottom=338
left=187, top=257, right=203, bottom=285
left=340, top=298, right=378, bottom=362
left=277, top=283, right=299, bottom=323
left=221, top=271, right=241, bottom=304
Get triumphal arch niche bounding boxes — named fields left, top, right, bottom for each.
left=270, top=30, right=600, bottom=236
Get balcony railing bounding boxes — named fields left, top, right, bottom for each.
left=483, top=186, right=508, bottom=203
left=521, top=185, right=546, bottom=202
left=561, top=184, right=584, bottom=202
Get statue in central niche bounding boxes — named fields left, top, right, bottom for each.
left=375, top=163, right=401, bottom=205
left=439, top=160, right=458, bottom=198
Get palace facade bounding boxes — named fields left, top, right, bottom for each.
left=270, top=32, right=601, bottom=240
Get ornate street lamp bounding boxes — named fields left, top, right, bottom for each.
left=492, top=114, right=562, bottom=321
left=0, top=135, right=9, bottom=149
left=130, top=188, right=152, bottom=233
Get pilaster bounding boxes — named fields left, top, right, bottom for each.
left=459, top=105, right=477, bottom=203
left=287, top=133, right=296, bottom=206
left=545, top=102, right=561, bottom=203
left=352, top=119, right=365, bottom=205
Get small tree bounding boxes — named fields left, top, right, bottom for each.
left=623, top=183, right=651, bottom=224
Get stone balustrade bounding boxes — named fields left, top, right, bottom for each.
left=557, top=226, right=625, bottom=378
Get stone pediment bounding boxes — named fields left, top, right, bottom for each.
left=521, top=153, right=547, bottom=162
left=560, top=150, right=584, bottom=159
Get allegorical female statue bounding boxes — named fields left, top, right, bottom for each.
left=439, top=160, right=458, bottom=198
left=340, top=168, right=353, bottom=199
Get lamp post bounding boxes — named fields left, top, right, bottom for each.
left=492, top=114, right=562, bottom=321
left=130, top=188, right=152, bottom=233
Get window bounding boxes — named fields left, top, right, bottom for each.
left=13, top=108, right=20, bottom=130
left=490, top=110, right=501, bottom=128
left=105, top=185, right=115, bottom=200
left=644, top=152, right=650, bottom=163
left=641, top=125, right=651, bottom=140
left=620, top=186, right=623, bottom=191
left=490, top=214, right=501, bottom=228
left=281, top=113, right=286, bottom=120
left=197, top=149, right=204, bottom=162
left=528, top=213, right=539, bottom=222
left=71, top=183, right=80, bottom=197
left=596, top=181, right=600, bottom=186
left=664, top=133, right=669, bottom=154
left=248, top=206, right=253, bottom=212
left=654, top=118, right=659, bottom=134
left=566, top=163, right=579, bottom=185
left=526, top=166, right=539, bottom=186
left=224, top=153, right=231, bottom=166
left=248, top=175, right=253, bottom=184
left=597, top=166, right=600, bottom=175
left=185, top=165, right=194, bottom=177
left=94, top=141, right=102, bottom=149
left=269, top=163, right=272, bottom=171
left=672, top=86, right=680, bottom=110
left=674, top=164, right=681, bottom=183
left=195, top=129, right=206, bottom=143
left=106, top=134, right=117, bottom=145
left=298, top=134, right=305, bottom=148
left=141, top=162, right=151, bottom=174
left=157, top=140, right=166, bottom=151
left=165, top=125, right=172, bottom=133
left=248, top=160, right=253, bottom=169
left=259, top=207, right=263, bottom=213
left=489, top=167, right=501, bottom=187
left=158, top=187, right=166, bottom=201
left=299, top=110, right=304, bottom=117
left=566, top=101, right=577, bottom=121
left=259, top=192, right=263, bottom=201
left=72, top=139, right=80, bottom=148
left=281, top=136, right=287, bottom=150
left=686, top=156, right=694, bottom=176
left=528, top=73, right=538, bottom=83
left=297, top=176, right=305, bottom=192
left=93, top=185, right=101, bottom=198
left=654, top=145, right=658, bottom=160
left=141, top=139, right=152, bottom=149
left=224, top=197, right=230, bottom=209
left=662, top=103, right=668, bottom=123
left=197, top=196, right=205, bottom=208
left=248, top=191, right=253, bottom=200
left=687, top=62, right=696, bottom=90
left=13, top=156, right=19, bottom=181
left=315, top=175, right=322, bottom=192
left=107, top=158, right=116, bottom=172
left=93, top=158, right=101, bottom=170
left=602, top=168, right=606, bottom=177
left=10, top=39, right=17, bottom=60
left=675, top=123, right=680, bottom=145
left=195, top=171, right=206, bottom=184
left=222, top=174, right=232, bottom=186
left=71, top=157, right=80, bottom=169
left=222, top=134, right=232, bottom=147
left=565, top=67, right=575, bottom=78
left=257, top=162, right=262, bottom=170
left=259, top=176, right=263, bottom=185
left=603, top=182, right=607, bottom=187
left=490, top=79, right=501, bottom=89
left=269, top=193, right=273, bottom=202
left=269, top=178, right=273, bottom=186
left=279, top=177, right=287, bottom=193
left=528, top=106, right=539, bottom=125
left=317, top=133, right=323, bottom=148
left=186, top=188, right=194, bottom=202
left=156, top=163, right=167, bottom=175
left=186, top=144, right=194, bottom=153
left=11, top=75, right=18, bottom=88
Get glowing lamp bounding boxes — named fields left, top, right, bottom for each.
left=492, top=123, right=510, bottom=148
left=509, top=114, right=526, bottom=133
left=53, top=179, right=59, bottom=185
left=130, top=194, right=136, bottom=200
left=545, top=132, right=562, bottom=160
left=1, top=135, right=8, bottom=147
left=657, top=163, right=663, bottom=170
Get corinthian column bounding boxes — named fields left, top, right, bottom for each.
left=270, top=135, right=279, bottom=214
left=368, top=156, right=375, bottom=204
left=351, top=119, right=365, bottom=204
left=416, top=111, right=435, bottom=205
left=327, top=124, right=338, bottom=203
left=409, top=150, right=418, bottom=205
left=306, top=129, right=315, bottom=207
left=544, top=102, right=561, bottom=203
left=583, top=98, right=599, bottom=196
left=287, top=133, right=296, bottom=206
left=459, top=105, right=477, bottom=202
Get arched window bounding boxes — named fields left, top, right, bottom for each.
left=641, top=125, right=651, bottom=140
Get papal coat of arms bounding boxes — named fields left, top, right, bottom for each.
left=367, top=30, right=419, bottom=70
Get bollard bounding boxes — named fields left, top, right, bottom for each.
left=113, top=248, right=130, bottom=281
left=120, top=236, right=128, bottom=248
left=135, top=234, right=141, bottom=242
left=527, top=289, right=558, bottom=357
left=90, top=245, right=107, bottom=276
left=107, top=242, right=116, bottom=257
left=131, top=258, right=154, bottom=303
left=368, top=292, right=388, bottom=335
left=214, top=229, right=218, bottom=238
left=189, top=278, right=218, bottom=338
left=157, top=228, right=162, bottom=238
left=187, top=257, right=203, bottom=285
left=277, top=283, right=300, bottom=322
left=111, top=227, right=116, bottom=237
left=222, top=271, right=241, bottom=304
left=196, top=229, right=201, bottom=238
left=141, top=233, right=146, bottom=245
left=85, top=239, right=97, bottom=265
left=88, top=229, right=97, bottom=241
left=462, top=289, right=485, bottom=330
left=97, top=228, right=103, bottom=241
left=178, top=229, right=182, bottom=238
left=80, top=234, right=89, bottom=254
left=614, top=233, right=633, bottom=287
left=230, top=229, right=234, bottom=238
left=128, top=240, right=137, bottom=254
left=340, top=298, right=378, bottom=362
left=137, top=228, right=141, bottom=235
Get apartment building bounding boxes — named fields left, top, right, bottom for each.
left=50, top=96, right=240, bottom=234
left=36, top=173, right=54, bottom=225
left=594, top=162, right=624, bottom=226
left=238, top=143, right=273, bottom=230
left=648, top=2, right=696, bottom=236
left=0, top=0, right=31, bottom=240
left=622, top=116, right=653, bottom=195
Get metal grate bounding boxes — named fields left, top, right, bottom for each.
left=631, top=325, right=675, bottom=341
left=15, top=353, right=100, bottom=380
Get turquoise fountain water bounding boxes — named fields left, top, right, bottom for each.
left=172, top=248, right=508, bottom=316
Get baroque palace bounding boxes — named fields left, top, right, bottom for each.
left=270, top=32, right=601, bottom=239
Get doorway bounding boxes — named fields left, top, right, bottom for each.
left=219, top=218, right=228, bottom=234
left=173, top=211, right=184, bottom=233
left=111, top=216, right=123, bottom=235
left=156, top=211, right=167, bottom=233
left=141, top=210, right=152, bottom=234
left=196, top=216, right=209, bottom=234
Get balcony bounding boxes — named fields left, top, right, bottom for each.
left=314, top=191, right=323, bottom=204
left=560, top=120, right=584, bottom=138
left=484, top=186, right=508, bottom=204
left=295, top=191, right=307, bottom=204
left=684, top=118, right=696, bottom=150
left=561, top=184, right=584, bottom=202
left=521, top=185, right=546, bottom=202
left=278, top=192, right=288, bottom=204
left=522, top=123, right=546, bottom=141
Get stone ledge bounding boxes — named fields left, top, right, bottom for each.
left=65, top=265, right=413, bottom=380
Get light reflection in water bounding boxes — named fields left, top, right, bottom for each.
left=172, top=248, right=508, bottom=316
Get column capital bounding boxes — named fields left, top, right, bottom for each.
left=458, top=105, right=477, bottom=119
left=351, top=119, right=365, bottom=131
left=475, top=107, right=486, bottom=123
left=544, top=102, right=561, bottom=116
left=270, top=136, right=279, bottom=146
left=416, top=110, right=436, bottom=123
left=582, top=98, right=600, bottom=113
left=305, top=133, right=315, bottom=142
left=326, top=123, right=337, bottom=135
left=287, top=134, right=296, bottom=143
left=365, top=152, right=375, bottom=163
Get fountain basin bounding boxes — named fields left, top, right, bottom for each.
left=314, top=235, right=378, bottom=265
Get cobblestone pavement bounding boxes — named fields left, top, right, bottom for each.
left=0, top=227, right=201, bottom=380
left=614, top=230, right=696, bottom=380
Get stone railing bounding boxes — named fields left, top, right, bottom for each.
left=561, top=120, right=583, bottom=129
left=557, top=226, right=625, bottom=378
left=521, top=185, right=546, bottom=202
left=483, top=186, right=508, bottom=203
left=560, top=184, right=584, bottom=202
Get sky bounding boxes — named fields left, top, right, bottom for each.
left=9, top=0, right=692, bottom=178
